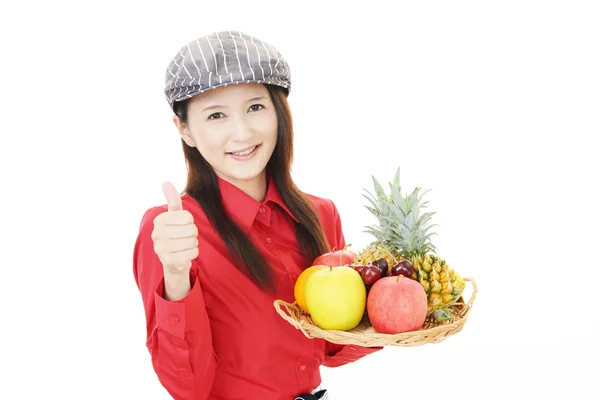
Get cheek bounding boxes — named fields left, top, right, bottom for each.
left=192, top=132, right=225, bottom=157
left=257, top=114, right=278, bottom=141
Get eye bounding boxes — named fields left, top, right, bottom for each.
left=248, top=104, right=264, bottom=112
left=208, top=112, right=225, bottom=120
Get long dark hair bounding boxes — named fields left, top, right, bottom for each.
left=173, top=84, right=331, bottom=292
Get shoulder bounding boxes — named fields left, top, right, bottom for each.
left=304, top=192, right=345, bottom=250
left=305, top=193, right=340, bottom=221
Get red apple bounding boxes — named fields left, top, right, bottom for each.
left=312, top=245, right=358, bottom=267
left=366, top=275, right=428, bottom=334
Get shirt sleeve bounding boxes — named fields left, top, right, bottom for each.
left=133, top=207, right=217, bottom=400
left=321, top=200, right=383, bottom=367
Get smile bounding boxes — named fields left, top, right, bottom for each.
left=227, top=144, right=261, bottom=160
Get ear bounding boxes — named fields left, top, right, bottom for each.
left=172, top=115, right=197, bottom=147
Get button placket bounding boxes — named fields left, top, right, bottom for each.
left=295, top=358, right=311, bottom=389
left=256, top=204, right=271, bottom=228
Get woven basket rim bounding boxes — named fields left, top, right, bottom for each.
left=274, top=277, right=477, bottom=346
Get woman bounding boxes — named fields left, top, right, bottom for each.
left=133, top=30, right=381, bottom=400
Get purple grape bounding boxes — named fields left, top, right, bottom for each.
left=372, top=258, right=389, bottom=277
left=391, top=259, right=414, bottom=277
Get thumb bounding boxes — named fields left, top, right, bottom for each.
left=162, top=181, right=183, bottom=211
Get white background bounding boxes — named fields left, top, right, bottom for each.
left=1, top=0, right=599, bottom=399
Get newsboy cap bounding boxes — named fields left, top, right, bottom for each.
left=164, top=30, right=291, bottom=109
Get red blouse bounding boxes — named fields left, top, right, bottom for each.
left=133, top=176, right=381, bottom=400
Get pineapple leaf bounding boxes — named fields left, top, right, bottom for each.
left=362, top=192, right=381, bottom=214
left=407, top=188, right=420, bottom=208
left=431, top=308, right=453, bottom=323
left=404, top=211, right=416, bottom=228
left=387, top=205, right=408, bottom=224
left=421, top=237, right=437, bottom=252
left=383, top=215, right=413, bottom=234
left=379, top=214, right=402, bottom=227
left=390, top=226, right=410, bottom=243
left=416, top=212, right=436, bottom=229
left=423, top=232, right=439, bottom=242
left=389, top=184, right=408, bottom=216
left=417, top=188, right=432, bottom=205
left=422, top=225, right=437, bottom=242
left=393, top=167, right=401, bottom=189
left=371, top=175, right=387, bottom=200
left=364, top=205, right=379, bottom=216
left=363, top=227, right=384, bottom=241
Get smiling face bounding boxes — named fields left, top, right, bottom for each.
left=174, top=83, right=278, bottom=194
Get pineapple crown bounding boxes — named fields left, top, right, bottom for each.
left=362, top=167, right=438, bottom=259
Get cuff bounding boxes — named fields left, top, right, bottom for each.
left=323, top=344, right=383, bottom=367
left=154, top=272, right=205, bottom=339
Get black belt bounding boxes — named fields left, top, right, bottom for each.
left=294, top=388, right=327, bottom=400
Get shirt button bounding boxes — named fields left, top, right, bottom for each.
left=265, top=237, right=272, bottom=244
left=299, top=364, right=306, bottom=371
left=259, top=207, right=265, bottom=213
left=168, top=315, right=180, bottom=323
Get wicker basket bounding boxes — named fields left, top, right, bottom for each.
left=274, top=277, right=477, bottom=347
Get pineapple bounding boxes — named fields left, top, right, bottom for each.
left=360, top=168, right=465, bottom=321
left=355, top=242, right=400, bottom=275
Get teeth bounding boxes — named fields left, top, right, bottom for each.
left=232, top=146, right=257, bottom=156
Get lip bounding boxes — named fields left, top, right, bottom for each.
left=227, top=144, right=261, bottom=161
left=226, top=144, right=261, bottom=154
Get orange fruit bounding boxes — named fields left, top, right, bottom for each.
left=294, top=265, right=328, bottom=312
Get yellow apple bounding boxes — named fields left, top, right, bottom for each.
left=294, top=264, right=329, bottom=312
left=304, top=266, right=366, bottom=331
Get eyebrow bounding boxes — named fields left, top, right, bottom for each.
left=202, top=104, right=223, bottom=112
left=248, top=96, right=267, bottom=102
left=202, top=96, right=268, bottom=112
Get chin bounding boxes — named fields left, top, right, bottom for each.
left=222, top=162, right=268, bottom=182
left=231, top=170, right=263, bottom=181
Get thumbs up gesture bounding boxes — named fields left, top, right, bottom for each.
left=151, top=182, right=199, bottom=275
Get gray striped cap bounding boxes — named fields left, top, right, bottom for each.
left=164, top=31, right=291, bottom=109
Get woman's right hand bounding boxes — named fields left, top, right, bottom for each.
left=151, top=181, right=199, bottom=299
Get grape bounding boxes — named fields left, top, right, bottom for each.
left=372, top=258, right=389, bottom=277
left=391, top=260, right=414, bottom=277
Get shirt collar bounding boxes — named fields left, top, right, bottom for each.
left=217, top=175, right=299, bottom=233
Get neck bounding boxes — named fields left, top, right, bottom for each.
left=218, top=171, right=268, bottom=202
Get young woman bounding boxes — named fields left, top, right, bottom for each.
left=133, top=30, right=382, bottom=400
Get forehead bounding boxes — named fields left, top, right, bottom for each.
left=189, top=83, right=270, bottom=107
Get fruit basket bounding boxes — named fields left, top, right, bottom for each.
left=274, top=168, right=479, bottom=347
left=274, top=277, right=476, bottom=347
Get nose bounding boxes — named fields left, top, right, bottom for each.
left=231, top=114, right=253, bottom=142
